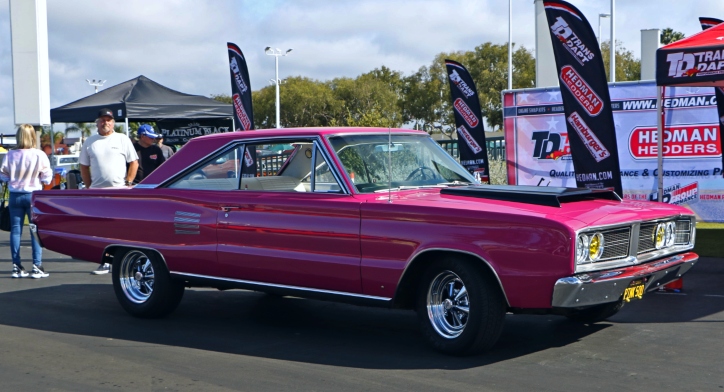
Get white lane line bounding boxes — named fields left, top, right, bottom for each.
left=704, top=294, right=724, bottom=298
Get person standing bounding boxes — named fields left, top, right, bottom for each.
left=0, top=124, right=53, bottom=278
left=133, top=124, right=166, bottom=183
left=79, top=108, right=139, bottom=274
left=155, top=134, right=175, bottom=160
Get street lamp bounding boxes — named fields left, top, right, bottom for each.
left=598, top=13, right=610, bottom=45
left=264, top=47, right=293, bottom=129
left=86, top=79, right=106, bottom=93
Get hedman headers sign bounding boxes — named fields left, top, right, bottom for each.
left=543, top=0, right=623, bottom=195
left=444, top=59, right=490, bottom=183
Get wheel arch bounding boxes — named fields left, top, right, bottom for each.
left=103, top=244, right=170, bottom=271
left=391, top=248, right=509, bottom=310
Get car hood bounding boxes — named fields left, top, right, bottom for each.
left=381, top=186, right=694, bottom=230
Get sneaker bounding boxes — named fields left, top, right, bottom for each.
left=31, top=265, right=49, bottom=279
left=91, top=263, right=111, bottom=275
left=11, top=264, right=29, bottom=278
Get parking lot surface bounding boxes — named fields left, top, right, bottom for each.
left=1, top=232, right=722, bottom=391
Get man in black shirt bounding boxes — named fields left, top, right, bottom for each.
left=133, top=124, right=166, bottom=183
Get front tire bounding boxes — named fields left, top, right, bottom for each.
left=416, top=257, right=506, bottom=356
left=112, top=248, right=184, bottom=318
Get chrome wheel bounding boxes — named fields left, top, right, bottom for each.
left=427, top=270, right=470, bottom=339
left=118, top=250, right=155, bottom=304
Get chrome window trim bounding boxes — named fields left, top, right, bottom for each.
left=157, top=135, right=352, bottom=195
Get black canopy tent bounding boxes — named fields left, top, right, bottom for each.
left=655, top=24, right=724, bottom=200
left=50, top=75, right=232, bottom=125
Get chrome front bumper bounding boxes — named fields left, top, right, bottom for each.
left=551, top=252, right=699, bottom=308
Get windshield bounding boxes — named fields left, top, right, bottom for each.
left=327, top=134, right=477, bottom=193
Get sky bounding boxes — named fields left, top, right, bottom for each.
left=1, top=0, right=723, bottom=133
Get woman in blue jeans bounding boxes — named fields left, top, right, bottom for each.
left=0, top=124, right=52, bottom=278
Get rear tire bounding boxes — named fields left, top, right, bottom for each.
left=564, top=300, right=624, bottom=323
left=112, top=248, right=184, bottom=318
left=416, top=256, right=506, bottom=356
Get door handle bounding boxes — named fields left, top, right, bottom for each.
left=220, top=205, right=243, bottom=218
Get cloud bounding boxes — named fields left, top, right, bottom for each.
left=0, top=0, right=723, bottom=133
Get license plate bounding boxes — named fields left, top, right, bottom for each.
left=623, top=280, right=645, bottom=302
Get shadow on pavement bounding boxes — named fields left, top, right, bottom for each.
left=0, top=283, right=605, bottom=370
left=0, top=257, right=719, bottom=370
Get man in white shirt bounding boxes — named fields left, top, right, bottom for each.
left=79, top=108, right=139, bottom=274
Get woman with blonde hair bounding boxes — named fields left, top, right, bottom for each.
left=0, top=124, right=52, bottom=278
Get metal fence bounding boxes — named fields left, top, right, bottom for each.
left=258, top=137, right=506, bottom=176
left=437, top=136, right=505, bottom=161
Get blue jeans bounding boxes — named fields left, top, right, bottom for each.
left=9, top=192, right=42, bottom=267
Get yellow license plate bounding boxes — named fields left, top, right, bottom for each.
left=623, top=281, right=645, bottom=302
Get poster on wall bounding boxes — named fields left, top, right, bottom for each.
left=502, top=80, right=724, bottom=222
left=156, top=118, right=233, bottom=146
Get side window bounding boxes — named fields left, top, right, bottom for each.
left=300, top=146, right=343, bottom=193
left=167, top=139, right=343, bottom=193
left=167, top=146, right=243, bottom=190
left=240, top=140, right=311, bottom=192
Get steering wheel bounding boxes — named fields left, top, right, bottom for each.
left=405, top=166, right=438, bottom=181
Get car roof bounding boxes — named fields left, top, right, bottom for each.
left=141, top=127, right=428, bottom=185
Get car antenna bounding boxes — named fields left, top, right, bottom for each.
left=388, top=126, right=392, bottom=204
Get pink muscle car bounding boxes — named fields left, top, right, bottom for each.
left=31, top=127, right=698, bottom=355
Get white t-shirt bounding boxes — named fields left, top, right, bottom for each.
left=79, top=132, right=138, bottom=188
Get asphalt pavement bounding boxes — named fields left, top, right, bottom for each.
left=0, top=230, right=723, bottom=391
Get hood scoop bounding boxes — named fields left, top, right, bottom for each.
left=441, top=185, right=621, bottom=207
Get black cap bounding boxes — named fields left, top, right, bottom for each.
left=98, top=108, right=114, bottom=119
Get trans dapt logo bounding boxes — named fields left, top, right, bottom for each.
left=230, top=58, right=249, bottom=94
left=550, top=16, right=595, bottom=66
left=666, top=50, right=724, bottom=78
left=448, top=70, right=475, bottom=98
left=531, top=131, right=571, bottom=160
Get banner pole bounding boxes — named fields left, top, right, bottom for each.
left=657, top=85, right=664, bottom=202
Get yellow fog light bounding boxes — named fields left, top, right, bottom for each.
left=589, top=232, right=604, bottom=261
left=654, top=223, right=666, bottom=249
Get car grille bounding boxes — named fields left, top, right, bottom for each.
left=637, top=222, right=658, bottom=254
left=599, top=227, right=631, bottom=261
left=577, top=217, right=695, bottom=272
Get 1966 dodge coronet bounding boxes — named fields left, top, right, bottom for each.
left=32, top=127, right=698, bottom=355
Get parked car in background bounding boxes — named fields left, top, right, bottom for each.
left=32, top=127, right=698, bottom=355
left=51, top=153, right=79, bottom=171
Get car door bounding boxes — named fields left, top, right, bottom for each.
left=169, top=138, right=362, bottom=294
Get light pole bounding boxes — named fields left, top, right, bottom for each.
left=86, top=79, right=106, bottom=93
left=598, top=13, right=610, bottom=45
left=264, top=47, right=292, bottom=128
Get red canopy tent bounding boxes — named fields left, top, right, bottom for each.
left=655, top=23, right=724, bottom=200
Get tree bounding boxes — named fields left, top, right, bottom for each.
left=330, top=70, right=403, bottom=127
left=661, top=28, right=685, bottom=45
left=601, top=40, right=641, bottom=82
left=253, top=76, right=344, bottom=129
left=210, top=94, right=232, bottom=104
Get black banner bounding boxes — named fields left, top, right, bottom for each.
left=543, top=0, right=623, bottom=195
left=699, top=17, right=723, bottom=30
left=700, top=17, right=724, bottom=176
left=444, top=59, right=490, bottom=183
left=227, top=43, right=254, bottom=131
left=227, top=42, right=257, bottom=177
left=156, top=119, right=233, bottom=146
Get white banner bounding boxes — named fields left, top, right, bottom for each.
left=502, top=81, right=724, bottom=222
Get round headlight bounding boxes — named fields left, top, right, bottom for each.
left=664, top=221, right=676, bottom=247
left=589, top=232, right=604, bottom=261
left=654, top=223, right=666, bottom=249
left=576, top=235, right=590, bottom=264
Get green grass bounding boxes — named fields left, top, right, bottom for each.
left=694, top=222, right=724, bottom=258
